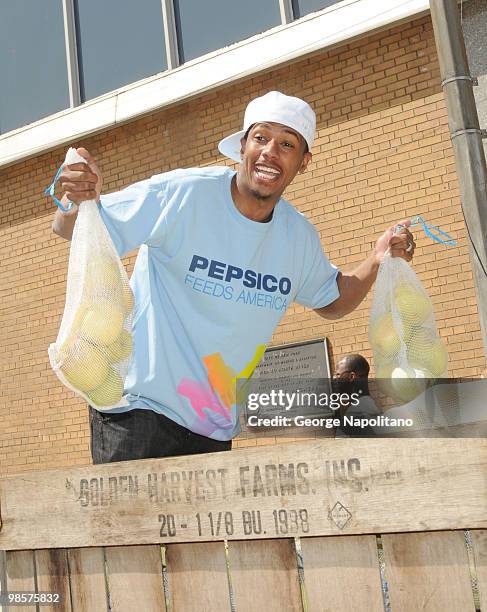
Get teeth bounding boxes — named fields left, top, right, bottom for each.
left=255, top=165, right=280, bottom=176
left=256, top=170, right=278, bottom=181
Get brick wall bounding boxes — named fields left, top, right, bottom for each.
left=0, top=16, right=484, bottom=473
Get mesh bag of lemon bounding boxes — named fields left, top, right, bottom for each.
left=369, top=218, right=456, bottom=404
left=48, top=148, right=134, bottom=409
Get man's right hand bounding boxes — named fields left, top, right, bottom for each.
left=58, top=147, right=102, bottom=205
left=52, top=147, right=102, bottom=240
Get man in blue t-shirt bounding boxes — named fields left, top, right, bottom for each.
left=52, top=91, right=415, bottom=463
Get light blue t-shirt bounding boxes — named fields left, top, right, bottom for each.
left=98, top=166, right=339, bottom=440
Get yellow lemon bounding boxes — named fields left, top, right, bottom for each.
left=395, top=283, right=432, bottom=328
left=85, top=255, right=121, bottom=296
left=70, top=303, right=88, bottom=332
left=428, top=341, right=448, bottom=376
left=106, top=330, right=133, bottom=363
left=80, top=299, right=124, bottom=346
left=88, top=368, right=124, bottom=407
left=390, top=366, right=425, bottom=403
left=369, top=313, right=401, bottom=360
left=408, top=331, right=448, bottom=377
left=60, top=337, right=110, bottom=392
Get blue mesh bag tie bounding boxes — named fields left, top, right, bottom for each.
left=395, top=216, right=457, bottom=246
left=44, top=163, right=74, bottom=212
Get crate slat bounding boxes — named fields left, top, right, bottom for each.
left=4, top=551, right=36, bottom=612
left=104, top=545, right=166, bottom=612
left=300, top=535, right=384, bottom=611
left=471, top=529, right=487, bottom=610
left=228, top=539, right=302, bottom=612
left=165, top=541, right=230, bottom=611
left=67, top=547, right=107, bottom=612
left=35, top=549, right=72, bottom=612
left=382, top=531, right=476, bottom=612
left=0, top=550, right=6, bottom=601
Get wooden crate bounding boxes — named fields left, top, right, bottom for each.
left=0, top=439, right=486, bottom=611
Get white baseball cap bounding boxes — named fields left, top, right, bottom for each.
left=218, top=91, right=316, bottom=163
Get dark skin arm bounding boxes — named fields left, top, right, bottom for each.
left=315, top=219, right=415, bottom=320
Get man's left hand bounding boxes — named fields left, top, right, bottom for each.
left=374, top=218, right=416, bottom=264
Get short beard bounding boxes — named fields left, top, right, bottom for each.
left=249, top=188, right=273, bottom=201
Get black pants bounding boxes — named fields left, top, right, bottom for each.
left=89, top=406, right=232, bottom=464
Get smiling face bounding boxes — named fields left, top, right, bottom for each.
left=236, top=122, right=312, bottom=207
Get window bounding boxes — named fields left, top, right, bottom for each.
left=174, top=0, right=282, bottom=63
left=0, top=0, right=69, bottom=134
left=74, top=0, right=168, bottom=101
left=1, top=0, right=349, bottom=137
left=292, top=0, right=344, bottom=19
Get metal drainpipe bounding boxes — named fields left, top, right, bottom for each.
left=429, top=0, right=487, bottom=360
